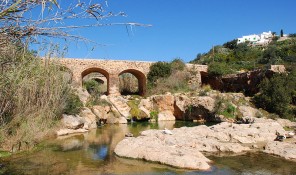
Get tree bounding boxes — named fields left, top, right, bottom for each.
left=258, top=45, right=277, bottom=64
left=280, top=29, right=284, bottom=37
left=223, top=39, right=238, bottom=50
left=254, top=72, right=296, bottom=119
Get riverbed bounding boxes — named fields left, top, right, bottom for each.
left=1, top=121, right=296, bottom=175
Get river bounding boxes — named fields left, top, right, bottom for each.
left=1, top=121, right=296, bottom=175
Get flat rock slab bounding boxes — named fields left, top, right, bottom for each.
left=115, top=134, right=212, bottom=170
left=264, top=141, right=296, bottom=161
left=114, top=119, right=287, bottom=170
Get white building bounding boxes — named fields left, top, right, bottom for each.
left=237, top=31, right=273, bottom=45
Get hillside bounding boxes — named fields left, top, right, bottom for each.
left=190, top=35, right=296, bottom=76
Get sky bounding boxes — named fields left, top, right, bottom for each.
left=47, top=0, right=296, bottom=62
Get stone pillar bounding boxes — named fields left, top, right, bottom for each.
left=71, top=69, right=82, bottom=87
left=108, top=74, right=120, bottom=96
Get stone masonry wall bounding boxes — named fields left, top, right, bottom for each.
left=59, top=58, right=208, bottom=96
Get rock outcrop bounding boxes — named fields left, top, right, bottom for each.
left=115, top=118, right=291, bottom=170
left=264, top=141, right=296, bottom=161
left=80, top=107, right=98, bottom=129
left=61, top=114, right=85, bottom=129
left=114, top=132, right=211, bottom=170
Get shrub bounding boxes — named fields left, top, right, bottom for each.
left=147, top=61, right=172, bottom=84
left=208, top=62, right=234, bottom=76
left=150, top=110, right=159, bottom=121
left=83, top=79, right=102, bottom=95
left=214, top=97, right=237, bottom=119
left=170, top=58, right=185, bottom=71
left=64, top=90, right=83, bottom=115
left=254, top=71, right=296, bottom=119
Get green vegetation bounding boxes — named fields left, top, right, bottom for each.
left=214, top=97, right=237, bottom=119
left=83, top=79, right=102, bottom=95
left=190, top=37, right=296, bottom=75
left=147, top=59, right=192, bottom=95
left=170, top=58, right=186, bottom=71
left=127, top=100, right=147, bottom=121
left=150, top=110, right=159, bottom=121
left=254, top=69, right=296, bottom=120
left=64, top=90, right=83, bottom=115
left=147, top=61, right=172, bottom=84
left=83, top=79, right=110, bottom=107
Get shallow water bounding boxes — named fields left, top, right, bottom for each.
left=1, top=121, right=296, bottom=175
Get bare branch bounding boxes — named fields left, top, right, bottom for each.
left=0, top=0, right=152, bottom=45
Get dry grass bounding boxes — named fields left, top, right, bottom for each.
left=147, top=70, right=191, bottom=95
left=0, top=45, right=70, bottom=151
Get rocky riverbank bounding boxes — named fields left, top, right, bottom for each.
left=114, top=117, right=296, bottom=170
left=56, top=88, right=268, bottom=136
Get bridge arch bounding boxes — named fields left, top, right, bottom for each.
left=119, top=69, right=146, bottom=96
left=81, top=67, right=110, bottom=95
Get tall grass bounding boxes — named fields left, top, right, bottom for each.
left=0, top=44, right=71, bottom=151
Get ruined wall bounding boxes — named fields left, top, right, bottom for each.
left=201, top=65, right=285, bottom=96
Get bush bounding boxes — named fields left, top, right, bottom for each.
left=150, top=110, right=159, bottom=121
left=83, top=79, right=102, bottom=95
left=147, top=61, right=172, bottom=84
left=64, top=90, right=83, bottom=115
left=170, top=58, right=185, bottom=71
left=208, top=62, right=234, bottom=76
left=214, top=97, right=237, bottom=119
left=254, top=71, right=296, bottom=119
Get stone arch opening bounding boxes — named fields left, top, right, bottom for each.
left=81, top=67, right=109, bottom=95
left=119, top=69, right=146, bottom=96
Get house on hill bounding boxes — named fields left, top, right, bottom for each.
left=237, top=31, right=273, bottom=46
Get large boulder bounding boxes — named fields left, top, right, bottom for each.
left=191, top=96, right=216, bottom=112
left=151, top=94, right=174, bottom=113
left=238, top=105, right=260, bottom=118
left=139, top=98, right=153, bottom=111
left=106, top=107, right=128, bottom=124
left=75, top=87, right=90, bottom=105
left=115, top=136, right=211, bottom=170
left=158, top=111, right=175, bottom=121
left=174, top=94, right=190, bottom=120
left=184, top=96, right=216, bottom=120
left=108, top=96, right=131, bottom=119
left=61, top=114, right=85, bottom=129
left=80, top=107, right=98, bottom=129
left=92, top=105, right=110, bottom=120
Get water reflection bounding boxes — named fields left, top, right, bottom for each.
left=1, top=121, right=296, bottom=175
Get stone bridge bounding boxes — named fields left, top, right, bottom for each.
left=59, top=58, right=208, bottom=96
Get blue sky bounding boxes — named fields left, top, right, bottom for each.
left=53, top=0, right=296, bottom=62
